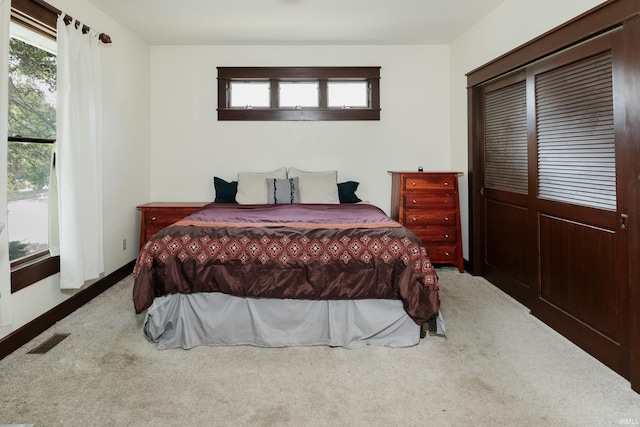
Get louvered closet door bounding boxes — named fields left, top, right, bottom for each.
left=481, top=73, right=537, bottom=306
left=536, top=52, right=616, bottom=210
left=531, top=32, right=629, bottom=376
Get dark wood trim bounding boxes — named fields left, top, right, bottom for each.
left=0, top=260, right=136, bottom=360
left=10, top=0, right=55, bottom=39
left=318, top=79, right=328, bottom=108
left=8, top=136, right=55, bottom=144
left=622, top=14, right=640, bottom=394
left=463, top=257, right=472, bottom=273
left=218, top=66, right=381, bottom=79
left=270, top=78, right=279, bottom=108
left=218, top=108, right=380, bottom=121
left=466, top=0, right=638, bottom=87
left=467, top=85, right=484, bottom=275
left=370, top=77, right=380, bottom=111
left=11, top=254, right=60, bottom=293
left=11, top=0, right=112, bottom=43
left=11, top=249, right=50, bottom=268
left=217, top=66, right=381, bottom=121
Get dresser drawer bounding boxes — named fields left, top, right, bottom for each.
left=143, top=210, right=188, bottom=240
left=425, top=245, right=458, bottom=263
left=138, top=202, right=208, bottom=249
left=404, top=193, right=456, bottom=209
left=403, top=210, right=456, bottom=227
left=411, top=226, right=458, bottom=243
left=403, top=175, right=456, bottom=192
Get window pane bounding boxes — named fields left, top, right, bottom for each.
left=230, top=82, right=270, bottom=107
left=7, top=142, right=54, bottom=261
left=279, top=82, right=319, bottom=108
left=8, top=29, right=56, bottom=139
left=328, top=82, right=368, bottom=108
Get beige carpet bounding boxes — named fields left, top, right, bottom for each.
left=1, top=268, right=638, bottom=426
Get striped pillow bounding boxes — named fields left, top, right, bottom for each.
left=266, top=177, right=300, bottom=204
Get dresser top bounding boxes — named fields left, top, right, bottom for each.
left=137, top=202, right=210, bottom=209
left=388, top=171, right=464, bottom=176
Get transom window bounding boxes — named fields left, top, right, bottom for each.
left=217, top=67, right=380, bottom=121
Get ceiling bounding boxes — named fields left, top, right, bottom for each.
left=84, top=0, right=507, bottom=45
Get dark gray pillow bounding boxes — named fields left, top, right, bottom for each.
left=213, top=177, right=238, bottom=203
left=266, top=177, right=300, bottom=204
left=338, top=181, right=362, bottom=203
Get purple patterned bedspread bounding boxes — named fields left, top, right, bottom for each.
left=133, top=203, right=440, bottom=324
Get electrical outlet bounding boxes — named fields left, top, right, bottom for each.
left=122, top=239, right=127, bottom=251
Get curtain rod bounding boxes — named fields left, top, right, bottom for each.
left=30, top=0, right=112, bottom=44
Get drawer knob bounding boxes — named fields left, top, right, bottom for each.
left=445, top=252, right=450, bottom=256
left=412, top=199, right=417, bottom=204
left=444, top=234, right=449, bottom=239
left=412, top=182, right=416, bottom=186
left=444, top=182, right=449, bottom=186
left=412, top=217, right=417, bottom=222
left=151, top=216, right=157, bottom=221
left=444, top=217, right=449, bottom=221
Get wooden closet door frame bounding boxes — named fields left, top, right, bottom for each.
left=467, top=0, right=640, bottom=392
left=621, top=14, right=640, bottom=394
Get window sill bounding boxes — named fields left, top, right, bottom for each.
left=11, top=253, right=60, bottom=293
left=218, top=108, right=380, bottom=121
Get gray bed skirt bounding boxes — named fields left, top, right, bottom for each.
left=143, top=292, right=445, bottom=350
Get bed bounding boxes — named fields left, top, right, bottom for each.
left=133, top=202, right=443, bottom=350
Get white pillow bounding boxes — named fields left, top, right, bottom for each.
left=287, top=167, right=339, bottom=204
left=236, top=167, right=287, bottom=204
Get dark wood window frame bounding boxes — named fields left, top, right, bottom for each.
left=9, top=0, right=60, bottom=293
left=217, top=67, right=381, bottom=121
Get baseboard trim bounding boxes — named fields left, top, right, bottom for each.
left=0, top=260, right=136, bottom=360
left=463, top=258, right=473, bottom=274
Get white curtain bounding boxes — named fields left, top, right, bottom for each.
left=54, top=15, right=104, bottom=289
left=0, top=0, right=12, bottom=325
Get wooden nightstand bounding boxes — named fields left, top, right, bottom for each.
left=137, top=202, right=209, bottom=249
left=389, top=172, right=464, bottom=272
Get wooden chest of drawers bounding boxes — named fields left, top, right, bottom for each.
left=389, top=172, right=464, bottom=272
left=137, top=202, right=209, bottom=249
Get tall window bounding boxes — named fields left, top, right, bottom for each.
left=8, top=22, right=56, bottom=261
left=7, top=18, right=59, bottom=289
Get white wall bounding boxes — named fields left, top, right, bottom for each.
left=0, top=0, right=151, bottom=339
left=449, top=0, right=607, bottom=259
left=149, top=45, right=451, bottom=213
